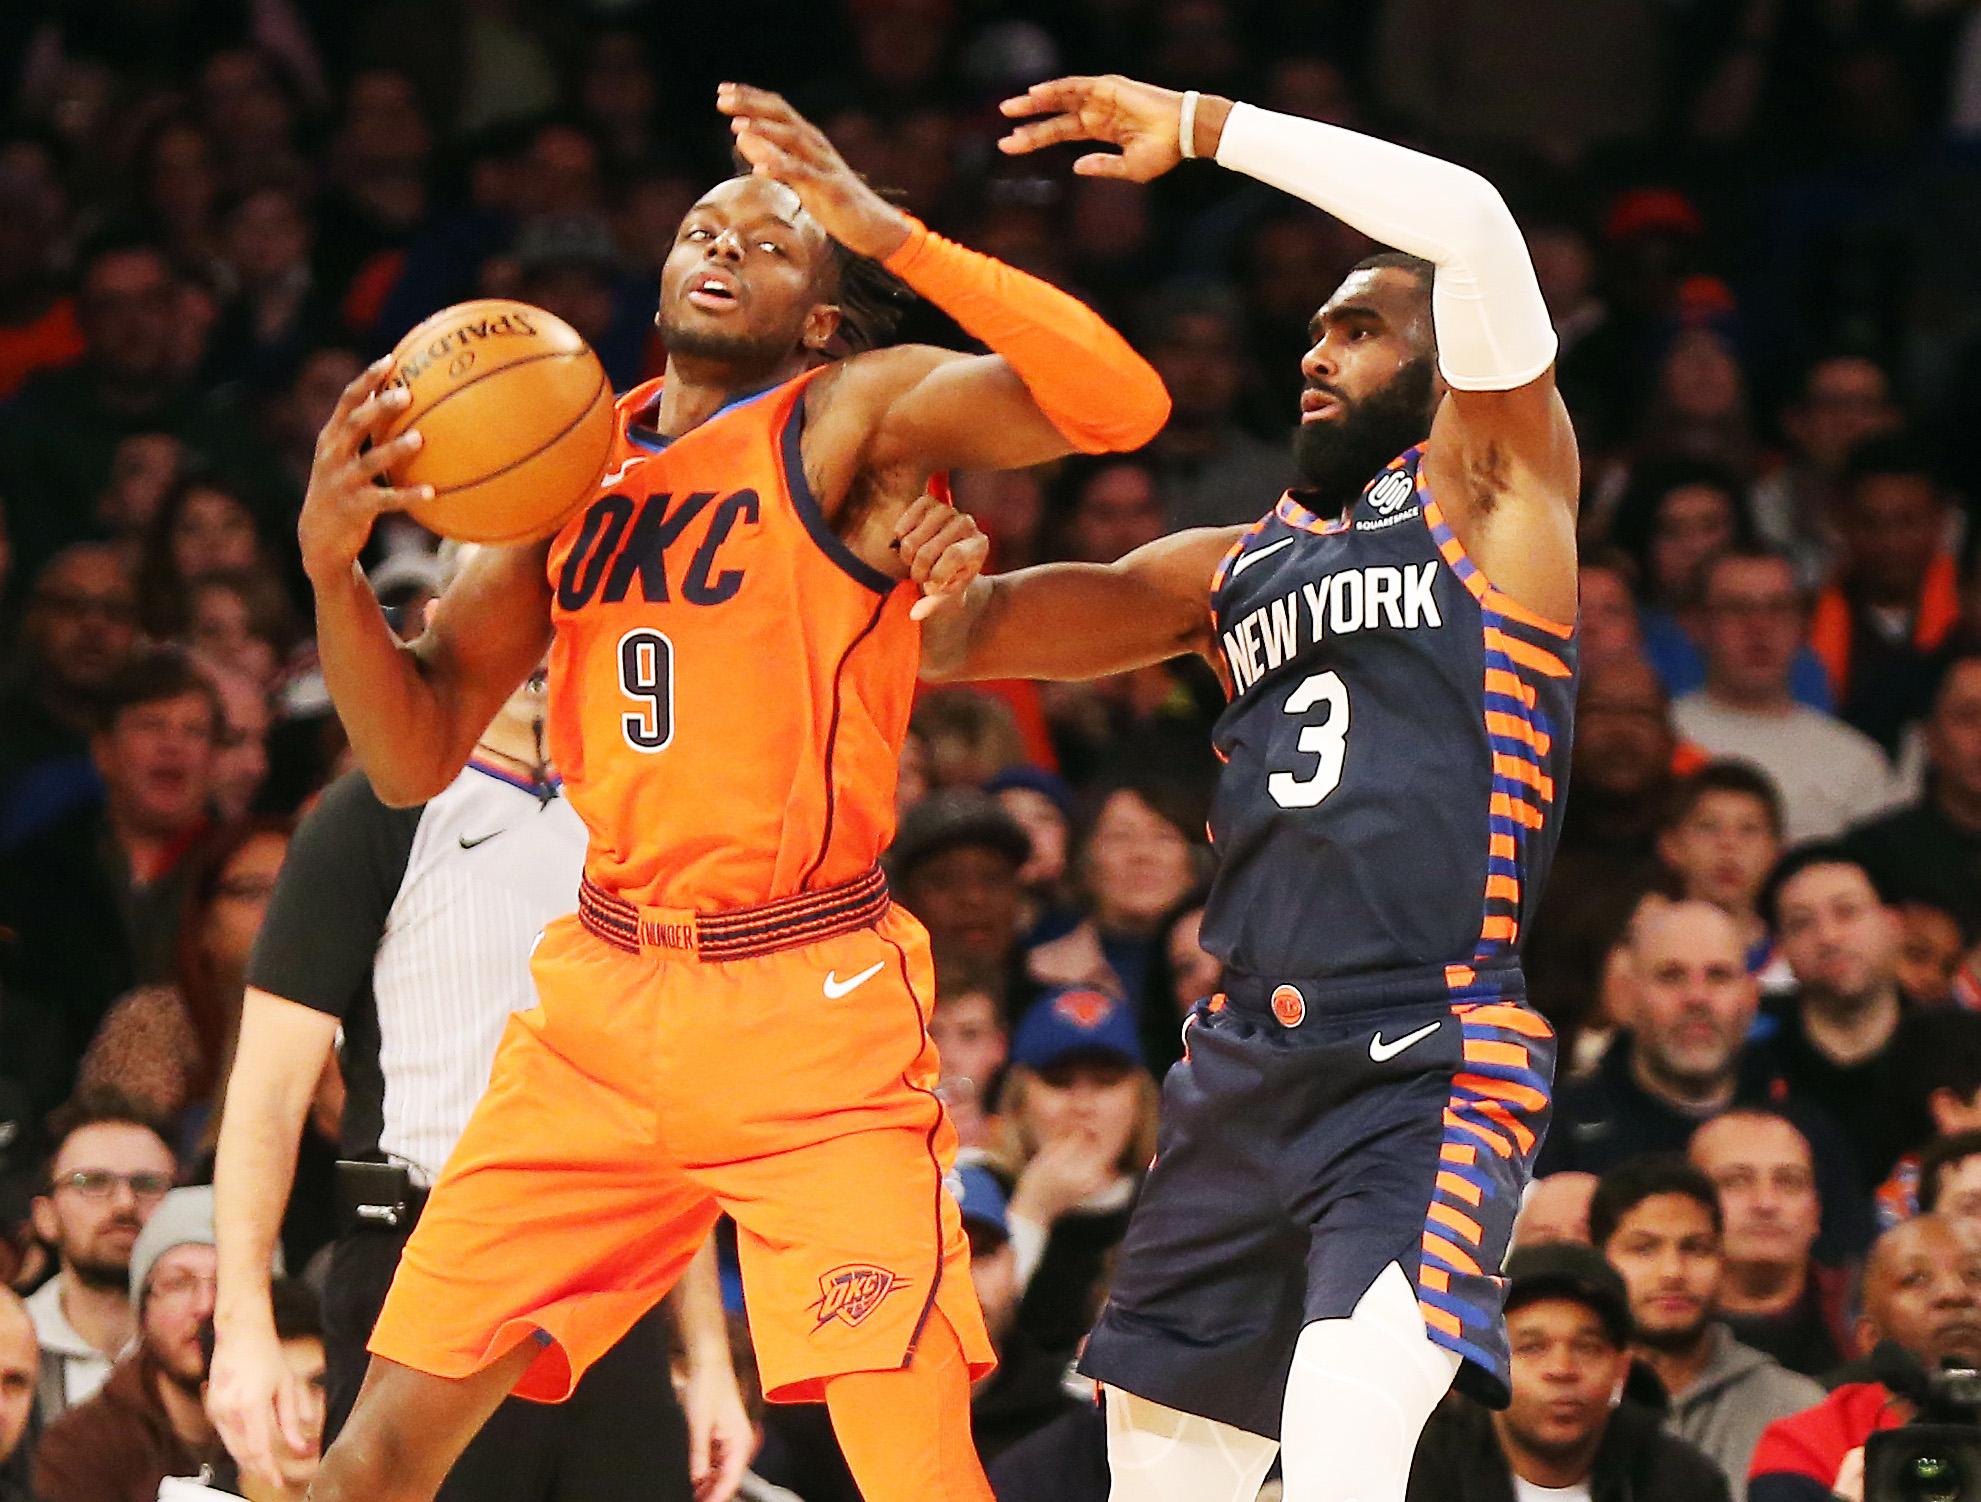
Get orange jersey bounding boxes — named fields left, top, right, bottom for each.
left=545, top=368, right=917, bottom=910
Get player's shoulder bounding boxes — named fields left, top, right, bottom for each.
left=809, top=343, right=964, bottom=409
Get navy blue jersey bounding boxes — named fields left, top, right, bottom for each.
left=1200, top=444, right=1578, bottom=993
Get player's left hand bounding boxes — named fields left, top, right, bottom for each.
left=894, top=492, right=990, bottom=621
left=681, top=1359, right=754, bottom=1502
left=716, top=83, right=913, bottom=260
left=997, top=74, right=1193, bottom=181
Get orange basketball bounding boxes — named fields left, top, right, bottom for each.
left=380, top=299, right=615, bottom=545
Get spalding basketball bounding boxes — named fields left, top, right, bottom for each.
left=379, top=299, right=615, bottom=545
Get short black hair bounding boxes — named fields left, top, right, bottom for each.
left=1759, top=842, right=1882, bottom=930
left=1843, top=430, right=1939, bottom=493
left=1351, top=250, right=1435, bottom=287
left=1589, top=1153, right=1723, bottom=1248
left=70, top=223, right=173, bottom=295
left=1920, top=1131, right=1981, bottom=1214
left=97, top=642, right=224, bottom=740
left=40, top=1089, right=173, bottom=1188
left=1660, top=759, right=1785, bottom=841
left=1890, top=1012, right=1981, bottom=1117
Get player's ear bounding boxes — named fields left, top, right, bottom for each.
left=802, top=300, right=841, bottom=354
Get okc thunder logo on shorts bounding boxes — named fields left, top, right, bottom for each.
left=810, top=1263, right=909, bottom=1330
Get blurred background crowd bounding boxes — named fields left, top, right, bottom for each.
left=0, top=0, right=1979, bottom=1499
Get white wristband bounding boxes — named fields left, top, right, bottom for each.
left=1178, top=90, right=1201, bottom=160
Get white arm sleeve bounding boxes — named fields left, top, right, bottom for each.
left=1214, top=102, right=1558, bottom=392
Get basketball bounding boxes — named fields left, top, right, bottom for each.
left=379, top=299, right=616, bottom=545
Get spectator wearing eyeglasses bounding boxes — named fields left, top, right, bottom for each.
left=33, top=1186, right=237, bottom=1502
left=23, top=1094, right=177, bottom=1424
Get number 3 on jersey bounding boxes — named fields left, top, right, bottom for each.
left=1267, top=670, right=1349, bottom=808
left=617, top=628, right=674, bottom=752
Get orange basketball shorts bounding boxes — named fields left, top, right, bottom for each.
left=367, top=890, right=994, bottom=1405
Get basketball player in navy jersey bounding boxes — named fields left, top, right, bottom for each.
left=915, top=75, right=1579, bottom=1502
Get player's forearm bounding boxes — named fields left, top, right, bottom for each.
left=668, top=1237, right=734, bottom=1374
left=1194, top=98, right=1556, bottom=392
left=921, top=560, right=1207, bottom=684
left=311, top=562, right=473, bottom=806
left=213, top=1006, right=323, bottom=1333
left=883, top=219, right=1169, bottom=453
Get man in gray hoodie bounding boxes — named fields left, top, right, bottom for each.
left=1591, top=1155, right=1825, bottom=1494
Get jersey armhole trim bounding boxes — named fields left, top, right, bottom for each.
left=781, top=389, right=898, bottom=596
left=1415, top=462, right=1575, bottom=640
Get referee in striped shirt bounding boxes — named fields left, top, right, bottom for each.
left=206, top=576, right=750, bottom=1501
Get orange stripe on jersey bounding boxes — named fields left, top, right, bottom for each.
left=1445, top=1109, right=1513, bottom=1158
left=1490, top=792, right=1544, bottom=830
left=1485, top=710, right=1551, bottom=754
left=1464, top=1039, right=1531, bottom=1070
left=1436, top=1170, right=1483, bottom=1207
left=1455, top=1072, right=1550, bottom=1114
left=1428, top=1201, right=1484, bottom=1245
left=1419, top=1302, right=1464, bottom=1338
left=1484, top=668, right=1536, bottom=707
left=1458, top=1003, right=1555, bottom=1039
left=1484, top=586, right=1575, bottom=639
left=1481, top=915, right=1518, bottom=942
left=1484, top=627, right=1572, bottom=679
left=1420, top=1264, right=1452, bottom=1293
left=1485, top=874, right=1521, bottom=903
left=1488, top=833, right=1517, bottom=861
left=1423, top=1230, right=1483, bottom=1275
left=1440, top=1142, right=1478, bottom=1166
left=1444, top=963, right=1477, bottom=989
left=1492, top=753, right=1556, bottom=801
left=1475, top=1099, right=1538, bottom=1154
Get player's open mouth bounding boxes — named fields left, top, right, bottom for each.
left=1299, top=388, right=1343, bottom=422
left=686, top=272, right=742, bottom=312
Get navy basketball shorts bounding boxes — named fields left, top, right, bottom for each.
left=1079, top=962, right=1555, bottom=1440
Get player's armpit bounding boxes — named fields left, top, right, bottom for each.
left=920, top=526, right=1235, bottom=684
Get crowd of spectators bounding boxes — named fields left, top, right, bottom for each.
left=0, top=0, right=1978, bottom=1498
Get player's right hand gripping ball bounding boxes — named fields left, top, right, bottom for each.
left=379, top=298, right=616, bottom=544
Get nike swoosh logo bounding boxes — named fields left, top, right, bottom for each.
left=823, top=960, right=886, bottom=999
left=1230, top=537, right=1295, bottom=578
left=1369, top=1020, right=1441, bottom=1062
left=599, top=456, right=639, bottom=489
left=458, top=830, right=505, bottom=850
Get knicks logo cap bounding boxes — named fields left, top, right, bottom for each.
left=1010, top=986, right=1145, bottom=1073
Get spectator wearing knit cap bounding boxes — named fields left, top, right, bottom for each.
left=889, top=787, right=1040, bottom=1021
left=33, top=1186, right=239, bottom=1502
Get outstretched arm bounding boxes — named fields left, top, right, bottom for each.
left=917, top=525, right=1237, bottom=683
left=718, top=84, right=1170, bottom=475
left=300, top=360, right=552, bottom=806
left=1000, top=76, right=1578, bottom=620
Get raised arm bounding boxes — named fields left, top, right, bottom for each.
left=299, top=362, right=552, bottom=806
left=1000, top=76, right=1579, bottom=622
left=917, top=525, right=1236, bottom=684
left=717, top=84, right=1170, bottom=477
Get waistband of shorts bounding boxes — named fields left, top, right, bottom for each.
left=1216, top=958, right=1528, bottom=1019
left=577, top=864, right=892, bottom=962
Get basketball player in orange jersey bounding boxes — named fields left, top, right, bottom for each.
left=292, top=84, right=1168, bottom=1502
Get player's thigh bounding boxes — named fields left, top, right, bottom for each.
left=714, top=1114, right=992, bottom=1403
left=374, top=1010, right=717, bottom=1400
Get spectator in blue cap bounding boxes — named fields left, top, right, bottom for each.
left=994, top=987, right=1156, bottom=1359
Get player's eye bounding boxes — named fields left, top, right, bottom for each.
left=684, top=226, right=712, bottom=241
left=759, top=240, right=784, bottom=256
